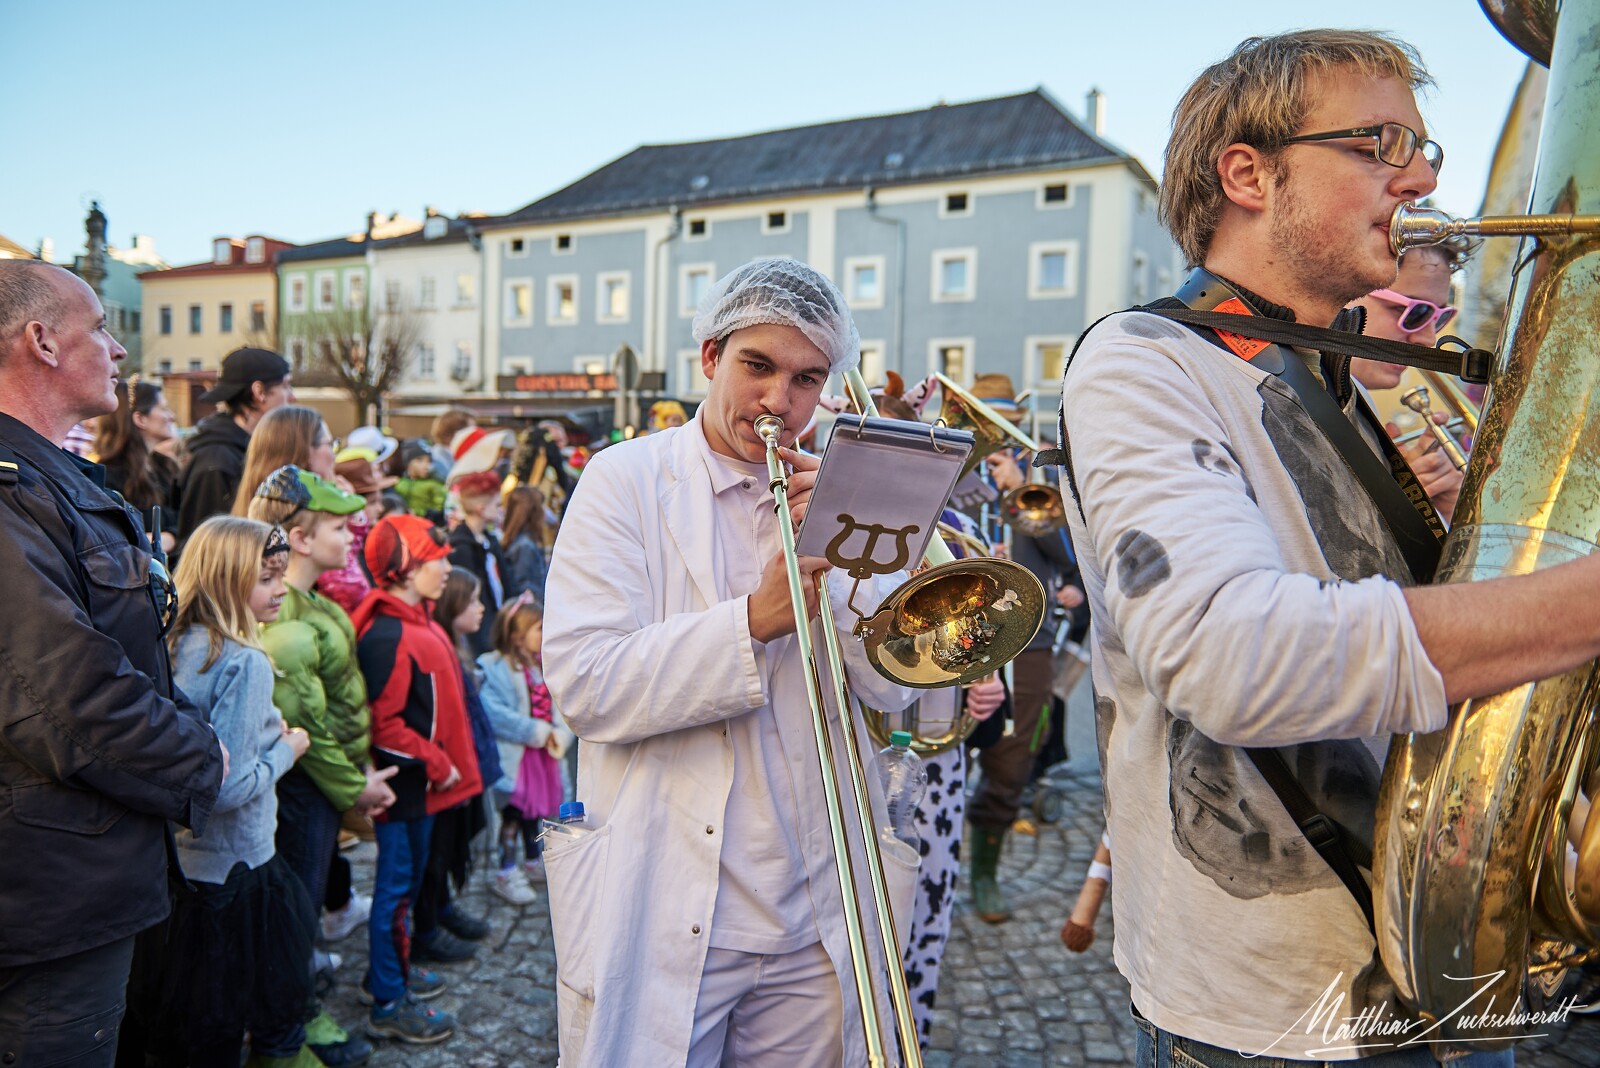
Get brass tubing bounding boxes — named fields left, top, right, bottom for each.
left=1399, top=386, right=1469, bottom=470
left=755, top=414, right=888, bottom=1066
left=1390, top=201, right=1600, bottom=255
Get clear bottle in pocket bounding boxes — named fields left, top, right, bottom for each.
left=871, top=731, right=927, bottom=855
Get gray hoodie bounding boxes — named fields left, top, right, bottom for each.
left=169, top=628, right=296, bottom=884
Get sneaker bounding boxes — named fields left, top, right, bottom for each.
left=356, top=967, right=448, bottom=1005
left=312, top=948, right=343, bottom=975
left=366, top=996, right=456, bottom=1045
left=322, top=893, right=372, bottom=942
left=411, top=927, right=476, bottom=964
left=303, top=1012, right=373, bottom=1068
left=522, top=856, right=547, bottom=883
left=440, top=906, right=490, bottom=942
left=493, top=866, right=538, bottom=905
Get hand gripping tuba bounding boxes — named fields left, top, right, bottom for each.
left=1372, top=0, right=1600, bottom=1042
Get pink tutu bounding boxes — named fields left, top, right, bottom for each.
left=509, top=746, right=563, bottom=822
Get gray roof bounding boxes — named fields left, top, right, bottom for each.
left=275, top=235, right=366, bottom=263
left=484, top=89, right=1139, bottom=228
left=372, top=217, right=475, bottom=250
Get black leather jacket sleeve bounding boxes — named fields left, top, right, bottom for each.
left=0, top=477, right=223, bottom=832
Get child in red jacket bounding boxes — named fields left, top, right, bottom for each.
left=351, top=515, right=482, bottom=1044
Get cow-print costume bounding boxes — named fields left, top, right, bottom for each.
left=900, top=745, right=964, bottom=1048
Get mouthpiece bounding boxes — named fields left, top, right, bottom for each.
left=754, top=415, right=785, bottom=444
left=1391, top=201, right=1600, bottom=256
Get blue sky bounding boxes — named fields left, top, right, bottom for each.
left=1, top=0, right=1529, bottom=267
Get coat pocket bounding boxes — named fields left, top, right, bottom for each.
left=878, top=832, right=921, bottom=956
left=544, top=822, right=611, bottom=1000
left=11, top=781, right=126, bottom=835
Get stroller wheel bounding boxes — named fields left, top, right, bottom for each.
left=1033, top=786, right=1064, bottom=824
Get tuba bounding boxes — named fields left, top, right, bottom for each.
left=1372, top=0, right=1600, bottom=1042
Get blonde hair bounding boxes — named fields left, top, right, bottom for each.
left=232, top=406, right=328, bottom=515
left=169, top=515, right=280, bottom=672
left=1161, top=29, right=1432, bottom=267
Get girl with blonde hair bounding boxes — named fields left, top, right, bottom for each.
left=231, top=405, right=337, bottom=514
left=123, top=515, right=320, bottom=1067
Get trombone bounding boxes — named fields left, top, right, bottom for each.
left=754, top=369, right=1046, bottom=1066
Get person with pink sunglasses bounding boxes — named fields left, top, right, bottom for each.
left=1347, top=236, right=1475, bottom=520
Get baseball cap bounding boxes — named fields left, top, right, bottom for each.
left=199, top=347, right=292, bottom=404
left=254, top=465, right=366, bottom=515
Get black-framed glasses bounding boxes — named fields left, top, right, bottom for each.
left=1278, top=122, right=1443, bottom=174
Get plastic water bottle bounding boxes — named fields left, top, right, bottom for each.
left=543, top=800, right=591, bottom=844
left=872, top=731, right=927, bottom=855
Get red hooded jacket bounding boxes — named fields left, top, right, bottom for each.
left=351, top=589, right=482, bottom=819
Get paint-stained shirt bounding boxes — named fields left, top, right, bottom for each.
left=1058, top=308, right=1447, bottom=1060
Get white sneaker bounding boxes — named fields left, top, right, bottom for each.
left=493, top=867, right=538, bottom=905
left=312, top=948, right=343, bottom=974
left=322, top=892, right=372, bottom=942
left=522, top=857, right=547, bottom=884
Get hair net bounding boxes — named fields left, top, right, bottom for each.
left=690, top=257, right=860, bottom=374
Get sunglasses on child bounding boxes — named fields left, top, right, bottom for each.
left=1369, top=288, right=1457, bottom=335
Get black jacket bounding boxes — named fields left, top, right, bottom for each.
left=176, top=412, right=250, bottom=549
left=447, top=523, right=508, bottom=658
left=102, top=451, right=181, bottom=542
left=0, top=413, right=223, bottom=967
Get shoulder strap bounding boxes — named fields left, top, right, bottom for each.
left=1159, top=270, right=1444, bottom=585
left=1245, top=747, right=1376, bottom=932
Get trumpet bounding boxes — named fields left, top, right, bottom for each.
left=1398, top=385, right=1469, bottom=471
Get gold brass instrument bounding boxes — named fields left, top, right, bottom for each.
left=999, top=483, right=1067, bottom=537
left=1372, top=0, right=1600, bottom=1042
left=1389, top=200, right=1600, bottom=256
left=1397, top=386, right=1469, bottom=471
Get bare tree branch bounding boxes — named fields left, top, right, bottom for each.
left=296, top=298, right=425, bottom=424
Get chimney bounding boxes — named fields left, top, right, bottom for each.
left=1085, top=87, right=1106, bottom=136
left=37, top=237, right=54, bottom=262
left=365, top=211, right=378, bottom=240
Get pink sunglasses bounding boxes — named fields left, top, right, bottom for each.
left=1369, top=288, right=1457, bottom=334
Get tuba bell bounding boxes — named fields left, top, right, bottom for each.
left=1372, top=0, right=1600, bottom=1042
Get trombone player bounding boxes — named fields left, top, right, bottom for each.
left=543, top=258, right=918, bottom=1067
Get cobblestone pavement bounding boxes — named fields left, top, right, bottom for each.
left=322, top=685, right=1600, bottom=1066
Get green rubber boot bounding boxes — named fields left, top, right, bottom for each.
left=969, top=825, right=1013, bottom=923
left=248, top=1045, right=329, bottom=1067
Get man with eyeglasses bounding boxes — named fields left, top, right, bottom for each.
left=1347, top=236, right=1475, bottom=521
left=0, top=260, right=226, bottom=1067
left=1050, top=27, right=1598, bottom=1068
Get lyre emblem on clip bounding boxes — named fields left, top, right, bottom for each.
left=825, top=514, right=921, bottom=579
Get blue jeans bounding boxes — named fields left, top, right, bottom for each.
left=1132, top=1005, right=1515, bottom=1068
left=367, top=815, right=435, bottom=1004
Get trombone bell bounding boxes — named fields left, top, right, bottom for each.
left=1000, top=483, right=1067, bottom=537
left=930, top=372, right=1041, bottom=480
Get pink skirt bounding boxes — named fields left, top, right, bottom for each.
left=510, top=746, right=564, bottom=822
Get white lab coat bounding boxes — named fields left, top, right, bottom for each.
left=543, top=419, right=920, bottom=1068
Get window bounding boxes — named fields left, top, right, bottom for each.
left=573, top=356, right=606, bottom=375
left=159, top=306, right=172, bottom=335
left=188, top=359, right=203, bottom=372
left=931, top=249, right=976, bottom=302
left=548, top=276, right=578, bottom=324
left=554, top=233, right=573, bottom=253
left=213, top=239, right=231, bottom=265
left=928, top=339, right=973, bottom=385
left=680, top=349, right=710, bottom=395
left=245, top=237, right=265, bottom=263
left=940, top=192, right=971, bottom=217
left=455, top=273, right=475, bottom=306
left=504, top=279, right=533, bottom=326
left=384, top=279, right=402, bottom=311
left=857, top=341, right=886, bottom=388
left=1132, top=251, right=1150, bottom=304
left=762, top=210, right=790, bottom=234
left=597, top=272, right=630, bottom=322
left=289, top=337, right=306, bottom=369
left=219, top=303, right=233, bottom=333
left=845, top=256, right=885, bottom=309
left=419, top=276, right=436, bottom=308
left=129, top=310, right=140, bottom=332
left=680, top=263, right=714, bottom=316
left=1038, top=183, right=1073, bottom=208
left=157, top=359, right=172, bottom=374
left=250, top=302, right=266, bottom=332
left=687, top=218, right=708, bottom=239
left=188, top=305, right=202, bottom=334
left=1028, top=240, right=1080, bottom=299
left=415, top=344, right=436, bottom=378
left=1028, top=336, right=1071, bottom=385
left=346, top=272, right=365, bottom=310
left=508, top=237, right=527, bottom=256
left=503, top=358, right=533, bottom=376
left=452, top=341, right=474, bottom=382
left=315, top=271, right=336, bottom=311
left=288, top=275, right=307, bottom=313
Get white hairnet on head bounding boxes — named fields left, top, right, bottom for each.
left=690, top=257, right=860, bottom=374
